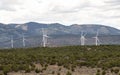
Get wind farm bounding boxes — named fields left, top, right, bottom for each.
left=0, top=24, right=119, bottom=75
left=0, top=0, right=120, bottom=74
left=0, top=23, right=120, bottom=49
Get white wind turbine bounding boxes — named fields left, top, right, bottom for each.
left=11, top=36, right=14, bottom=48
left=22, top=33, right=26, bottom=47
left=80, top=32, right=87, bottom=46
left=93, top=31, right=100, bottom=46
left=42, top=28, right=49, bottom=47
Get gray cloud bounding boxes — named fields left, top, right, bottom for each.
left=83, top=0, right=120, bottom=11
left=105, top=0, right=120, bottom=5
left=0, top=6, right=15, bottom=11
left=103, top=0, right=120, bottom=10
left=111, top=16, right=120, bottom=18
left=50, top=1, right=90, bottom=13
left=0, top=0, right=21, bottom=11
left=0, top=0, right=119, bottom=29
left=51, top=6, right=80, bottom=13
left=37, top=0, right=43, bottom=3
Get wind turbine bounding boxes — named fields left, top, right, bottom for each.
left=93, top=31, right=100, bottom=46
left=11, top=36, right=14, bottom=48
left=22, top=33, right=25, bottom=47
left=80, top=32, right=87, bottom=46
left=42, top=28, right=49, bottom=47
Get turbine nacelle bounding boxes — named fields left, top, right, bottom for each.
left=43, top=35, right=49, bottom=38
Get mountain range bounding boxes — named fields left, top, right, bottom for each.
left=0, top=22, right=120, bottom=48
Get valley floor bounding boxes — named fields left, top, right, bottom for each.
left=0, top=45, right=120, bottom=75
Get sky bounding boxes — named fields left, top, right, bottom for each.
left=0, top=0, right=120, bottom=29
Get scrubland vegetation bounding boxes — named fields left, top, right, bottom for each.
left=0, top=45, right=120, bottom=75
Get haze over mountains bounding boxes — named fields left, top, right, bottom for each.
left=0, top=22, right=120, bottom=48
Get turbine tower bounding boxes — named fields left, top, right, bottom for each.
left=22, top=33, right=25, bottom=47
left=80, top=32, right=87, bottom=46
left=93, top=31, right=100, bottom=46
left=42, top=28, right=49, bottom=47
left=11, top=36, right=13, bottom=48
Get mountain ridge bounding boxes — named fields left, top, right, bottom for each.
left=0, top=22, right=120, bottom=48
left=0, top=22, right=120, bottom=36
left=0, top=22, right=119, bottom=29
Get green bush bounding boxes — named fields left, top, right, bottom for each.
left=57, top=72, right=60, bottom=75
left=3, top=65, right=12, bottom=74
left=102, top=70, right=106, bottom=75
left=114, top=68, right=119, bottom=74
left=66, top=71, right=72, bottom=75
left=52, top=71, right=55, bottom=74
left=0, top=45, right=119, bottom=73
left=35, top=68, right=40, bottom=73
left=25, top=68, right=31, bottom=73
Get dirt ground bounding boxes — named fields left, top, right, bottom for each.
left=7, top=65, right=120, bottom=75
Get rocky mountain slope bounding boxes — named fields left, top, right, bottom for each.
left=0, top=22, right=120, bottom=48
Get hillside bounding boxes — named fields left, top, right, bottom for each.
left=0, top=45, right=120, bottom=75
left=0, top=22, right=120, bottom=48
left=0, top=22, right=120, bottom=36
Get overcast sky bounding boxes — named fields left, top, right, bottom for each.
left=0, top=0, right=120, bottom=29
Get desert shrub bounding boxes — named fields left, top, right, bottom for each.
left=97, top=69, right=100, bottom=72
left=0, top=65, right=3, bottom=70
left=35, top=68, right=40, bottom=73
left=57, top=72, right=60, bottom=75
left=25, top=68, right=31, bottom=73
left=66, top=71, right=72, bottom=75
left=11, top=64, right=19, bottom=72
left=0, top=45, right=119, bottom=73
left=52, top=71, right=55, bottom=74
left=111, top=68, right=114, bottom=73
left=114, top=68, right=119, bottom=74
left=3, top=65, right=11, bottom=75
left=42, top=67, right=47, bottom=71
left=59, top=68, right=61, bottom=71
left=96, top=70, right=100, bottom=75
left=102, top=70, right=106, bottom=75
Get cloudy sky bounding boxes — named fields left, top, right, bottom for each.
left=0, top=0, right=120, bottom=29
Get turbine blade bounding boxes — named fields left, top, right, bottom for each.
left=84, top=32, right=87, bottom=36
left=97, top=38, right=101, bottom=44
left=81, top=31, right=83, bottom=36
left=96, top=30, right=99, bottom=36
